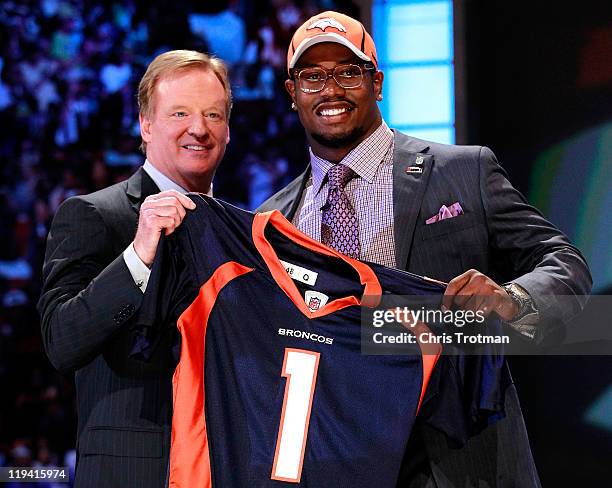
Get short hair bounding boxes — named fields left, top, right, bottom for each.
left=138, top=50, right=232, bottom=151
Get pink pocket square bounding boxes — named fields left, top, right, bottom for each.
left=426, top=202, right=464, bottom=224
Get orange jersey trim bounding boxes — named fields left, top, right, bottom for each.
left=253, top=210, right=441, bottom=413
left=169, top=261, right=253, bottom=488
left=252, top=210, right=383, bottom=317
left=411, top=320, right=442, bottom=413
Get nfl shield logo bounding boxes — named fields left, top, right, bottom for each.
left=308, top=296, right=321, bottom=311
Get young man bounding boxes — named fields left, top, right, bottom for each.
left=38, top=50, right=231, bottom=487
left=259, top=11, right=592, bottom=487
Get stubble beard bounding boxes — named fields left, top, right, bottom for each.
left=310, top=126, right=367, bottom=149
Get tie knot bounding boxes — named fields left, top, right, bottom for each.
left=327, top=164, right=355, bottom=189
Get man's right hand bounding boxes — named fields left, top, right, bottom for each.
left=133, top=190, right=196, bottom=267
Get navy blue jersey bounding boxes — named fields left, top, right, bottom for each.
left=135, top=195, right=505, bottom=487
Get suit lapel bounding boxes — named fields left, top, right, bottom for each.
left=265, top=166, right=311, bottom=220
left=126, top=167, right=161, bottom=214
left=392, top=132, right=434, bottom=270
left=286, top=168, right=310, bottom=220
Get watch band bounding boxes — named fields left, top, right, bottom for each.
left=502, top=283, right=539, bottom=340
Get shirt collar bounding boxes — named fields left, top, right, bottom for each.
left=309, top=120, right=394, bottom=194
left=142, top=160, right=213, bottom=196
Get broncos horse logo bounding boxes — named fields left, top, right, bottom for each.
left=306, top=17, right=347, bottom=32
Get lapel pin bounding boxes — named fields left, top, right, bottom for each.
left=415, top=155, right=424, bottom=165
left=406, top=166, right=423, bottom=174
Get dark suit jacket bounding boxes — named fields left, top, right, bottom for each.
left=259, top=131, right=592, bottom=487
left=38, top=168, right=174, bottom=488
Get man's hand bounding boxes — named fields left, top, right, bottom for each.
left=441, top=269, right=519, bottom=321
left=133, top=190, right=196, bottom=267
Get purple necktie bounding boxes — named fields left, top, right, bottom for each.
left=321, top=164, right=360, bottom=259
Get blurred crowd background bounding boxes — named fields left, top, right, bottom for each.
left=0, top=0, right=359, bottom=483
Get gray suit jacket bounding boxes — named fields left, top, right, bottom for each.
left=259, top=131, right=592, bottom=487
left=38, top=168, right=174, bottom=488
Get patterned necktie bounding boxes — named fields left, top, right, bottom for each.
left=321, top=164, right=360, bottom=259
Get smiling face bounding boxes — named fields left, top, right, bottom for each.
left=286, top=43, right=383, bottom=162
left=140, top=67, right=230, bottom=192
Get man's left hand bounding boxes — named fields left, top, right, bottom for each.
left=442, top=269, right=518, bottom=320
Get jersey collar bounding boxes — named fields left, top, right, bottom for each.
left=252, top=210, right=382, bottom=318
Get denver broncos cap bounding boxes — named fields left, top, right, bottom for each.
left=287, top=11, right=378, bottom=74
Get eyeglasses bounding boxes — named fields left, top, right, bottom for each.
left=293, top=63, right=376, bottom=93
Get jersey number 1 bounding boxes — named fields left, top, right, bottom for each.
left=271, top=348, right=320, bottom=482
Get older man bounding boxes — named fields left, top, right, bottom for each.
left=38, top=50, right=231, bottom=487
left=259, top=11, right=591, bottom=487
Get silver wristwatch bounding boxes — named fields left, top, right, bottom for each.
left=502, top=283, right=539, bottom=340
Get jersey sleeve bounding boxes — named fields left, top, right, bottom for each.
left=373, top=263, right=508, bottom=445
left=129, top=230, right=200, bottom=361
left=417, top=317, right=510, bottom=446
left=128, top=194, right=258, bottom=361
